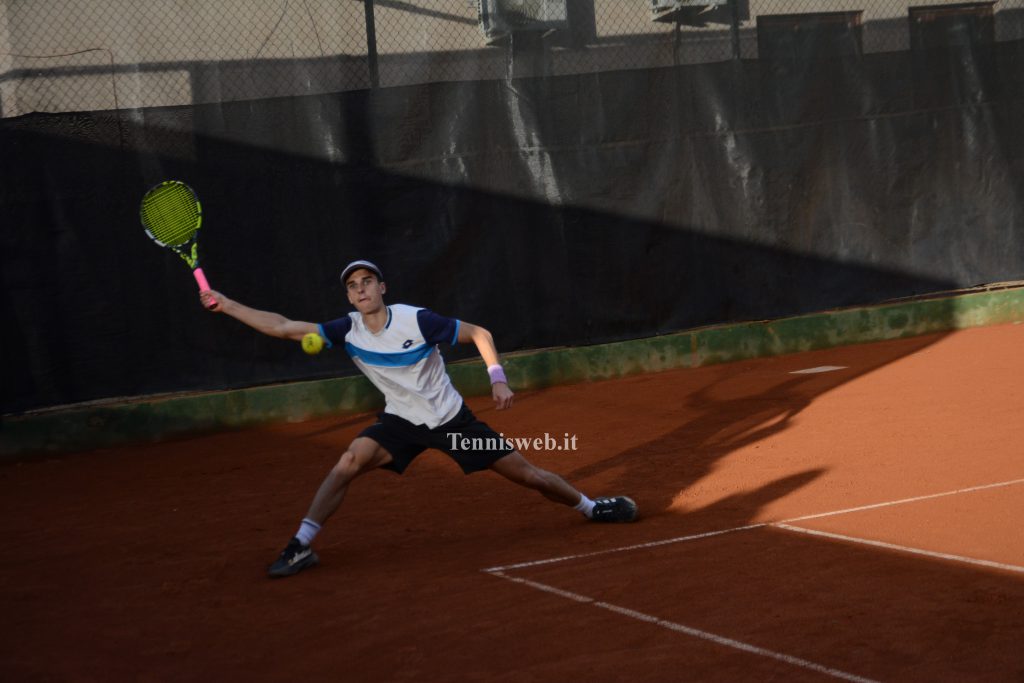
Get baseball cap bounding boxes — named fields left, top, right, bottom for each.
left=340, top=259, right=384, bottom=285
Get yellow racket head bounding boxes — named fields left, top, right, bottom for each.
left=140, top=181, right=202, bottom=247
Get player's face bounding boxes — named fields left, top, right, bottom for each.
left=345, top=269, right=386, bottom=312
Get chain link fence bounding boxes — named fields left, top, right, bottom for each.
left=2, top=0, right=1023, bottom=117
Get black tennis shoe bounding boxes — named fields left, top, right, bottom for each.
left=591, top=496, right=638, bottom=523
left=268, top=537, right=319, bottom=578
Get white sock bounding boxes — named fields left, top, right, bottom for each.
left=574, top=494, right=596, bottom=519
left=295, top=518, right=321, bottom=546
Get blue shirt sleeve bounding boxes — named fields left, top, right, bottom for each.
left=417, top=309, right=460, bottom=346
left=318, top=316, right=352, bottom=349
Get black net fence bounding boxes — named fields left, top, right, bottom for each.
left=3, top=1, right=1024, bottom=413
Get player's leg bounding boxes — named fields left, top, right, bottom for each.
left=438, top=404, right=638, bottom=524
left=268, top=436, right=392, bottom=578
left=489, top=450, right=581, bottom=505
left=304, top=436, right=394, bottom=523
left=489, top=451, right=638, bottom=523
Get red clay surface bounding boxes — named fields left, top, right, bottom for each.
left=2, top=324, right=1023, bottom=681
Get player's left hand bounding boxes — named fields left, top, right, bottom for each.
left=492, top=382, right=514, bottom=410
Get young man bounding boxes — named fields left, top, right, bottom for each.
left=200, top=259, right=637, bottom=578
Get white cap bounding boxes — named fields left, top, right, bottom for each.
left=340, top=259, right=383, bottom=285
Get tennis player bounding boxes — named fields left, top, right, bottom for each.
left=200, top=260, right=637, bottom=578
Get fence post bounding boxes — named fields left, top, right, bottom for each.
left=364, top=0, right=380, bottom=87
left=730, top=0, right=742, bottom=60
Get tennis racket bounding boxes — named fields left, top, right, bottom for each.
left=140, top=180, right=217, bottom=309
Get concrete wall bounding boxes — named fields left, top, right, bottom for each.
left=0, top=0, right=1020, bottom=115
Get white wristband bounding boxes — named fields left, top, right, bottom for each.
left=487, top=364, right=507, bottom=385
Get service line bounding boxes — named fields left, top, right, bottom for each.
left=484, top=478, right=1024, bottom=573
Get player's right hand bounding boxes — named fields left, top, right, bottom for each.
left=492, top=382, right=515, bottom=410
left=200, top=289, right=225, bottom=312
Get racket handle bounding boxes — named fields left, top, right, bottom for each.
left=193, top=268, right=217, bottom=309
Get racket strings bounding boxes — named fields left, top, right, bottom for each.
left=141, top=184, right=200, bottom=246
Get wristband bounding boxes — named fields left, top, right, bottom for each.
left=487, top=364, right=508, bottom=385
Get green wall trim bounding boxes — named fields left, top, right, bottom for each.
left=4, top=285, right=1023, bottom=458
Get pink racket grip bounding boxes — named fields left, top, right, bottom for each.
left=193, top=268, right=217, bottom=309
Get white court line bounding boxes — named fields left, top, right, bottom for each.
left=484, top=523, right=767, bottom=573
left=484, top=478, right=1024, bottom=573
left=784, top=477, right=1024, bottom=523
left=490, top=571, right=880, bottom=683
left=790, top=365, right=848, bottom=374
left=775, top=524, right=1024, bottom=575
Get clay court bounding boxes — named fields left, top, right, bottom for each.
left=2, top=323, right=1023, bottom=681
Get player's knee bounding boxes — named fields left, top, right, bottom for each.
left=333, top=439, right=382, bottom=479
left=330, top=452, right=359, bottom=481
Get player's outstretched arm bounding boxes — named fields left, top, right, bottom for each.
left=458, top=322, right=514, bottom=410
left=200, top=290, right=317, bottom=341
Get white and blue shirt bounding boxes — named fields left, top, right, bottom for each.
left=318, top=304, right=463, bottom=428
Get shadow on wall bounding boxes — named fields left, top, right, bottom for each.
left=0, top=112, right=960, bottom=414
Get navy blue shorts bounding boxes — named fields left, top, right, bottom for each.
left=359, top=403, right=514, bottom=475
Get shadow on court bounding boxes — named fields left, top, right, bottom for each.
left=555, top=331, right=950, bottom=525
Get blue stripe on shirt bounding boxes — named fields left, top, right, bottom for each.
left=345, top=341, right=434, bottom=367
left=317, top=323, right=332, bottom=349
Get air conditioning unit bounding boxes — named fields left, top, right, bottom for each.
left=651, top=0, right=728, bottom=24
left=479, top=0, right=569, bottom=42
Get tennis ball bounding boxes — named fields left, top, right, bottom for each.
left=301, top=333, right=324, bottom=355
